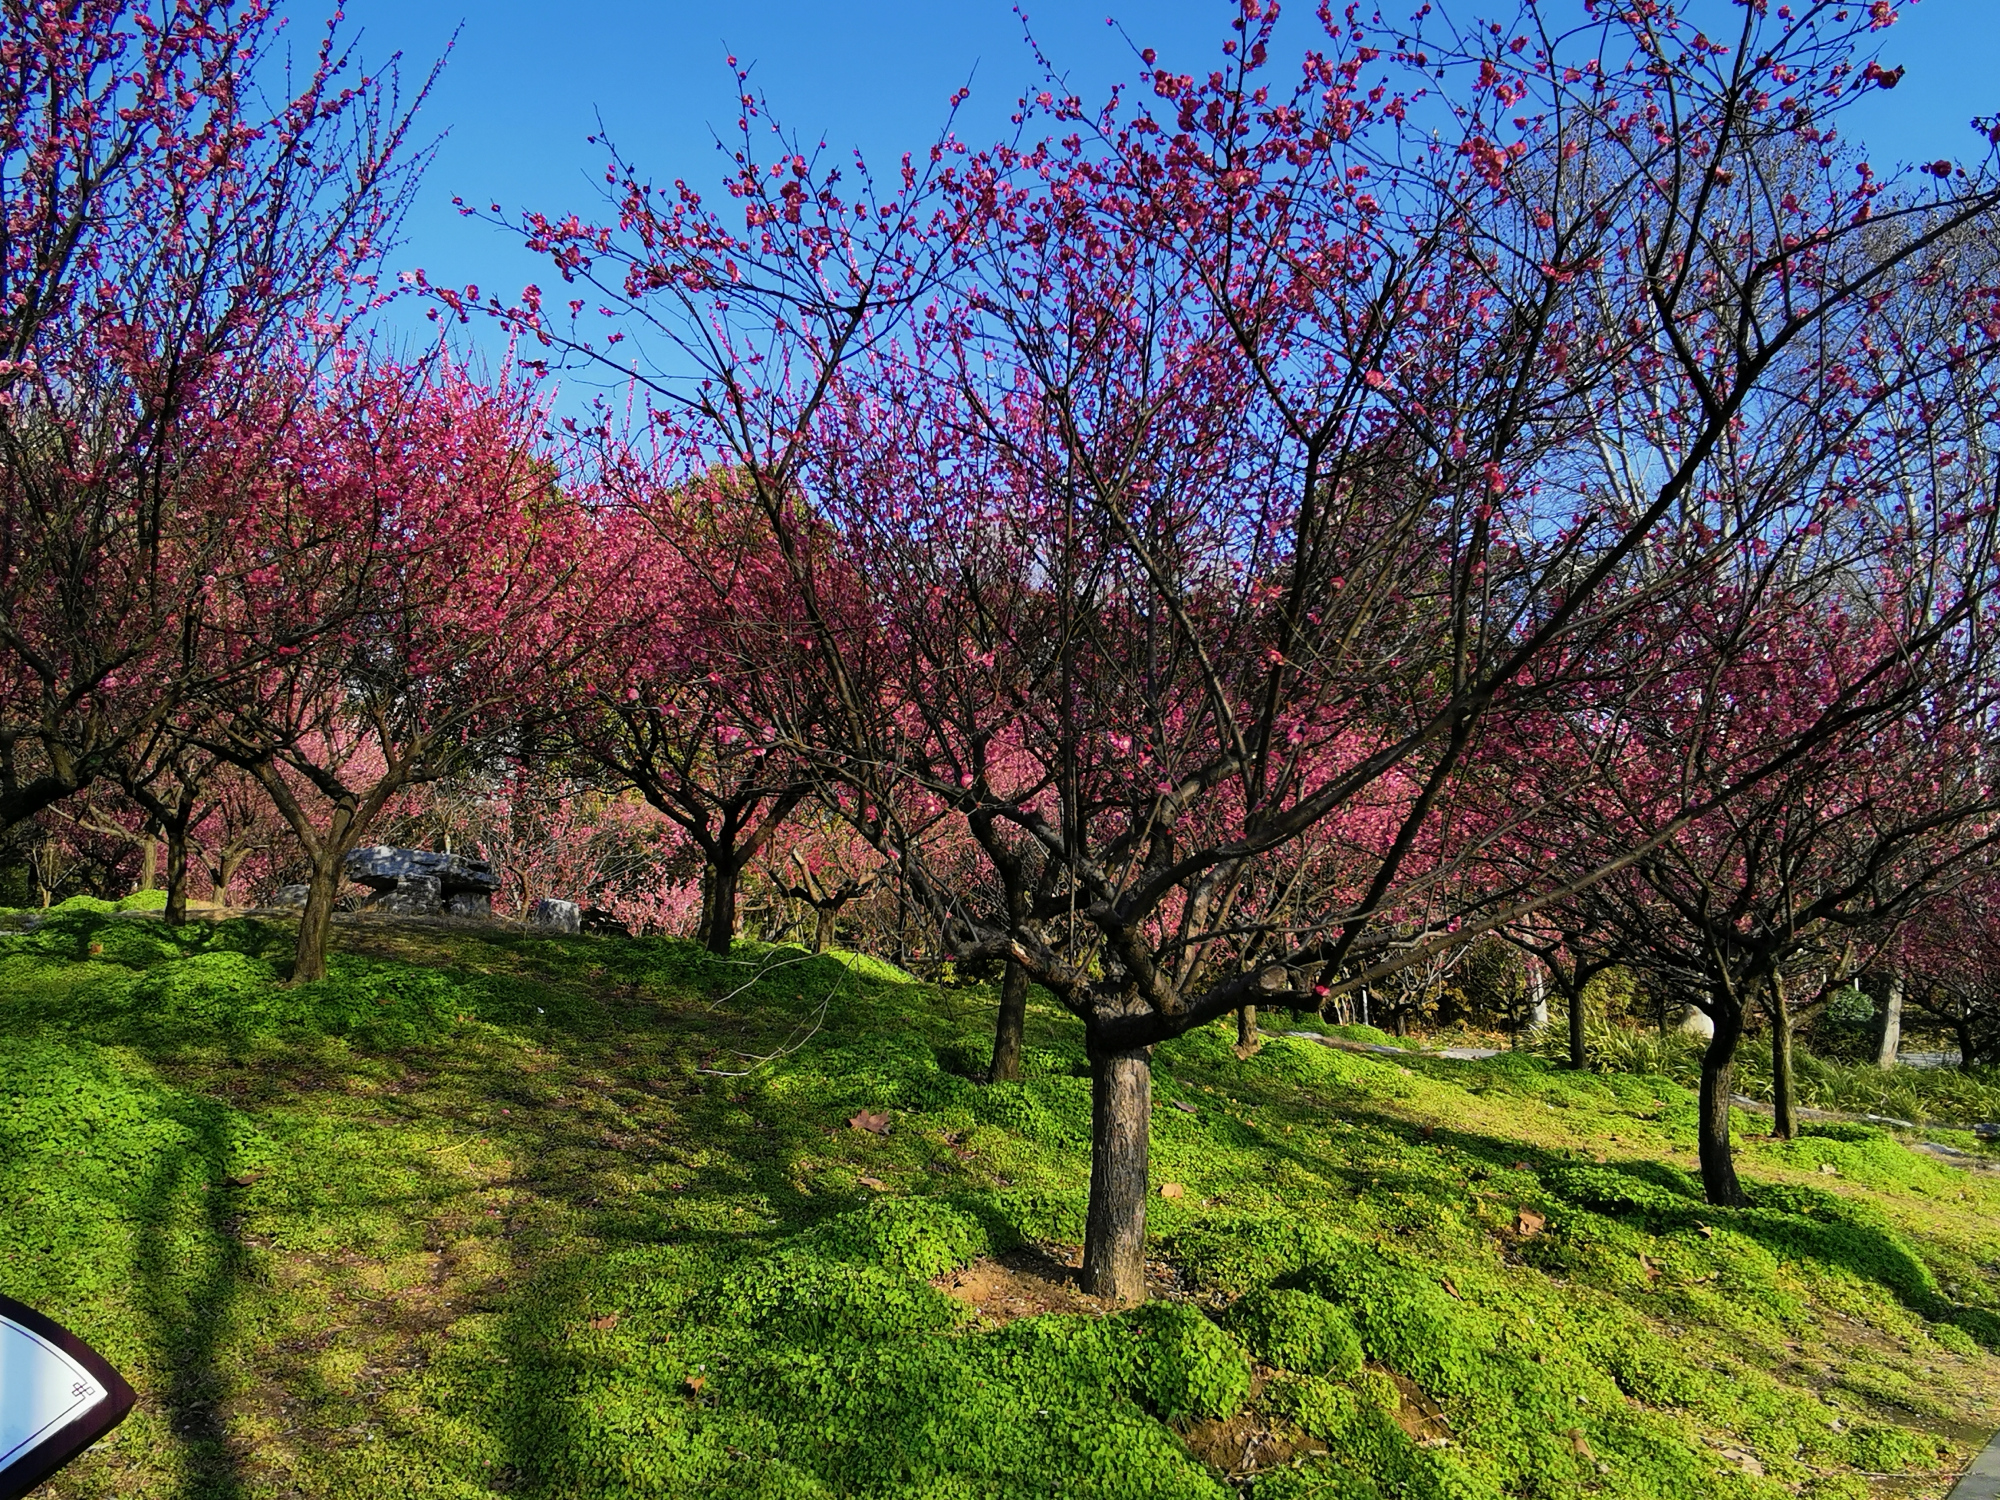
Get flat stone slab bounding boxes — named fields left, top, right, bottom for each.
left=1950, top=1427, right=2000, bottom=1499
left=344, top=846, right=499, bottom=895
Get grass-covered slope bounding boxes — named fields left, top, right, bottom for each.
left=2, top=902, right=1997, bottom=1499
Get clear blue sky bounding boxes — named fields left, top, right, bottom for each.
left=310, top=0, right=2000, bottom=358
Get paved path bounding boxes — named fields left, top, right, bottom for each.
left=1951, top=1428, right=2000, bottom=1499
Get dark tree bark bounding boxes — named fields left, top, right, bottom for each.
left=1080, top=1037, right=1152, bottom=1307
left=701, top=858, right=742, bottom=954
left=988, top=959, right=1029, bottom=1083
left=1237, top=1004, right=1260, bottom=1054
left=1698, top=996, right=1748, bottom=1207
left=1769, top=971, right=1797, bottom=1140
left=291, top=854, right=345, bottom=985
left=162, top=824, right=190, bottom=925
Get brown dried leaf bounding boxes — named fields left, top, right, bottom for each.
left=226, top=1172, right=264, bottom=1188
left=848, top=1109, right=891, bottom=1135
left=1696, top=1222, right=1714, bottom=1239
left=1510, top=1161, right=1532, bottom=1171
left=683, top=1374, right=706, bottom=1395
left=1440, top=1276, right=1462, bottom=1300
left=1516, top=1208, right=1546, bottom=1238
left=1569, top=1427, right=1594, bottom=1460
left=1159, top=1182, right=1186, bottom=1199
left=857, top=1175, right=889, bottom=1191
left=589, top=1314, right=619, bottom=1331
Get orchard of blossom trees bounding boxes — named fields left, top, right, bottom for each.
left=9, top=0, right=2000, bottom=1302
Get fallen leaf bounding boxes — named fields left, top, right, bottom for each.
left=1569, top=1427, right=1594, bottom=1460
left=683, top=1374, right=706, bottom=1395
left=1169, top=1100, right=1198, bottom=1114
left=1441, top=1276, right=1462, bottom=1299
left=589, top=1314, right=619, bottom=1331
left=847, top=1109, right=891, bottom=1135
left=1640, top=1254, right=1660, bottom=1282
left=1818, top=1162, right=1839, bottom=1176
left=857, top=1175, right=889, bottom=1191
left=1696, top=1222, right=1714, bottom=1239
left=1511, top=1161, right=1532, bottom=1171
left=1516, top=1208, right=1546, bottom=1238
left=1159, top=1182, right=1186, bottom=1199
left=226, top=1172, right=264, bottom=1188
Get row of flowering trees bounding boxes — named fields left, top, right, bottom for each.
left=9, top=0, right=2000, bottom=1304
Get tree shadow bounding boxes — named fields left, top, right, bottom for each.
left=132, top=1100, right=253, bottom=1500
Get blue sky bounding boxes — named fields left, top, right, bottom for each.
left=313, top=0, right=1999, bottom=358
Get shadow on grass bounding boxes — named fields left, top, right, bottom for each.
left=133, top=1101, right=252, bottom=1500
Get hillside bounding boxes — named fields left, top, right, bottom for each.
left=2, top=901, right=1997, bottom=1499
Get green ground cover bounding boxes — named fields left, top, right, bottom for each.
left=3, top=900, right=1997, bottom=1498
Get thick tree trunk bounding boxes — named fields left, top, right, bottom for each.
left=1876, top=971, right=1903, bottom=1070
left=1697, top=1002, right=1747, bottom=1207
left=1237, top=1004, right=1260, bottom=1054
left=138, top=834, right=158, bottom=892
left=1770, top=975, right=1797, bottom=1140
left=812, top=906, right=837, bottom=953
left=987, top=959, right=1028, bottom=1083
left=163, top=824, right=190, bottom=926
left=702, top=861, right=740, bottom=955
left=1525, top=963, right=1548, bottom=1032
left=1568, top=977, right=1588, bottom=1070
left=290, top=856, right=343, bottom=985
left=1080, top=1038, right=1152, bottom=1307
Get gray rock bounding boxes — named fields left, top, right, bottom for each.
left=529, top=898, right=581, bottom=934
left=366, top=874, right=441, bottom=916
left=271, top=883, right=311, bottom=908
left=343, top=845, right=499, bottom=896
left=444, top=891, right=493, bottom=919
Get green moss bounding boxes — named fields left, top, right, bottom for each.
left=1103, top=1300, right=1252, bottom=1421
left=1220, top=1288, right=1363, bottom=1378
left=0, top=923, right=1994, bottom=1499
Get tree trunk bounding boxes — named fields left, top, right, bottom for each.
left=138, top=834, right=158, bottom=892
left=216, top=849, right=248, bottom=908
left=291, top=855, right=343, bottom=985
left=1769, top=973, right=1796, bottom=1141
left=987, top=959, right=1028, bottom=1083
left=163, top=823, right=190, bottom=926
left=1876, top=970, right=1903, bottom=1070
left=1237, top=1004, right=1259, bottom=1054
left=1525, top=963, right=1548, bottom=1031
left=1568, top=976, right=1588, bottom=1070
left=702, top=860, right=739, bottom=955
left=1697, top=1001, right=1747, bottom=1207
left=1080, top=1037, right=1152, bottom=1307
left=812, top=906, right=837, bottom=953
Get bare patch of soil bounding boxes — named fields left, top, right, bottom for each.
left=1377, top=1365, right=1456, bottom=1447
left=935, top=1243, right=1181, bottom=1322
left=1181, top=1392, right=1324, bottom=1480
